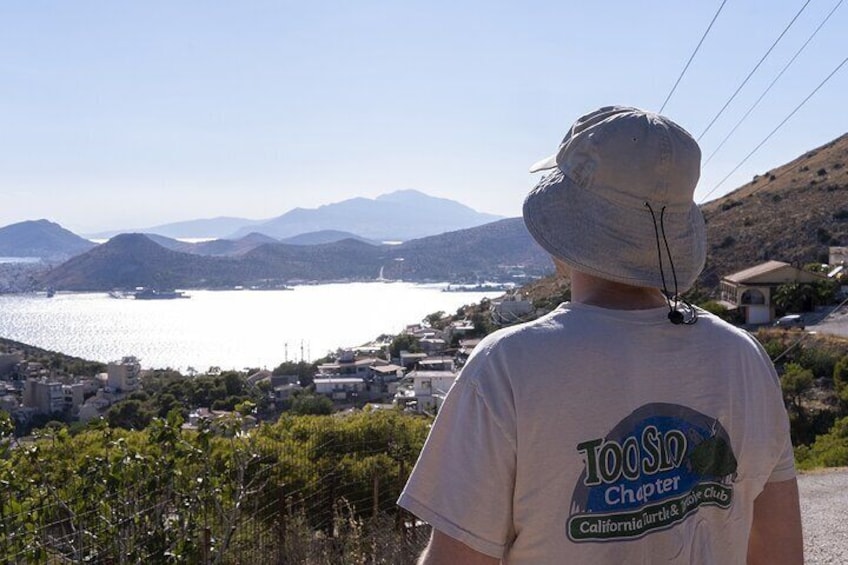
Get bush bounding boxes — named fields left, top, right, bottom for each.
left=795, top=416, right=848, bottom=470
left=797, top=346, right=839, bottom=380
left=291, top=393, right=334, bottom=415
left=717, top=235, right=735, bottom=249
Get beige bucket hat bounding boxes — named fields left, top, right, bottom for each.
left=523, top=105, right=706, bottom=292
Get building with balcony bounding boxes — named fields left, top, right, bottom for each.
left=23, top=378, right=64, bottom=415
left=107, top=356, right=141, bottom=392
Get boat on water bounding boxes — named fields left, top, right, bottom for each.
left=133, top=288, right=190, bottom=300
left=443, top=282, right=514, bottom=293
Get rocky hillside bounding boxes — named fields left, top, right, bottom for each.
left=699, top=133, right=848, bottom=288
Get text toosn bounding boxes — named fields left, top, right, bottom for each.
left=577, top=426, right=687, bottom=486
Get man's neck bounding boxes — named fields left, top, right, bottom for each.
left=568, top=269, right=667, bottom=310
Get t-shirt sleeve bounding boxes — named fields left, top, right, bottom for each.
left=768, top=428, right=796, bottom=483
left=397, top=373, right=517, bottom=559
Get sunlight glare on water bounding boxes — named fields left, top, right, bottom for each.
left=0, top=283, right=503, bottom=371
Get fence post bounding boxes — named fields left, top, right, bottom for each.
left=200, top=527, right=211, bottom=565
left=277, top=489, right=287, bottom=563
left=372, top=474, right=379, bottom=519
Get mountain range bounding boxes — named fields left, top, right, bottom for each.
left=4, top=132, right=848, bottom=294
left=88, top=189, right=503, bottom=241
left=39, top=219, right=551, bottom=290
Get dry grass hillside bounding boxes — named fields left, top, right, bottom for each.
left=699, top=133, right=848, bottom=289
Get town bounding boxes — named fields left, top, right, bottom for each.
left=0, top=289, right=539, bottom=436
left=3, top=247, right=847, bottom=438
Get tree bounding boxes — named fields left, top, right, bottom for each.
left=834, top=356, right=848, bottom=411
left=424, top=311, right=447, bottom=329
left=290, top=392, right=333, bottom=415
left=773, top=283, right=814, bottom=314
left=812, top=279, right=839, bottom=306
left=773, top=280, right=838, bottom=315
left=106, top=399, right=154, bottom=430
left=389, top=334, right=420, bottom=360
left=781, top=363, right=814, bottom=414
left=272, top=361, right=317, bottom=387
left=0, top=410, right=13, bottom=457
left=223, top=371, right=244, bottom=396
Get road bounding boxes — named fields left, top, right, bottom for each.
left=799, top=469, right=848, bottom=564
left=810, top=304, right=848, bottom=339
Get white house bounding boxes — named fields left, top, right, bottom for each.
left=402, top=369, right=458, bottom=414
left=719, top=260, right=828, bottom=324
left=313, top=377, right=367, bottom=401
left=490, top=293, right=534, bottom=325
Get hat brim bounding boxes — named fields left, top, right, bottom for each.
left=523, top=169, right=706, bottom=291
left=528, top=153, right=558, bottom=173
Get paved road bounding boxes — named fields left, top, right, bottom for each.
left=809, top=305, right=848, bottom=338
left=798, top=469, right=848, bottom=564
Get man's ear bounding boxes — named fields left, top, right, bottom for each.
left=552, top=257, right=570, bottom=278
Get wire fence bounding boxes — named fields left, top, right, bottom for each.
left=0, top=413, right=431, bottom=564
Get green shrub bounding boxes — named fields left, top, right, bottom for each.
left=795, top=416, right=848, bottom=470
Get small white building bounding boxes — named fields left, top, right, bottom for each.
left=314, top=377, right=367, bottom=401
left=490, top=294, right=534, bottom=325
left=399, top=351, right=428, bottom=370
left=78, top=390, right=115, bottom=422
left=400, top=369, right=458, bottom=414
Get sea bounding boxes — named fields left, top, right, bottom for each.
left=0, top=283, right=503, bottom=372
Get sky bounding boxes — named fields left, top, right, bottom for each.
left=1, top=1, right=846, bottom=235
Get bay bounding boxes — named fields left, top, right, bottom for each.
left=0, top=283, right=502, bottom=371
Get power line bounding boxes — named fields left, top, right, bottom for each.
left=697, top=0, right=812, bottom=142
left=659, top=0, right=729, bottom=113
left=700, top=55, right=848, bottom=203
left=703, top=0, right=844, bottom=167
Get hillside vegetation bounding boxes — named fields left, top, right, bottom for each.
left=699, top=133, right=848, bottom=288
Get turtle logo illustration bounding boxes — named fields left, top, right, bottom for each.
left=687, top=420, right=738, bottom=484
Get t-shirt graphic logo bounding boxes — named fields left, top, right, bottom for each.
left=567, top=403, right=737, bottom=542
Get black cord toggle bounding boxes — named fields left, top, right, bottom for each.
left=645, top=202, right=698, bottom=326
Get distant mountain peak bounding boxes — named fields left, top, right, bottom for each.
left=375, top=189, right=428, bottom=200
left=230, top=190, right=503, bottom=241
left=0, top=219, right=97, bottom=260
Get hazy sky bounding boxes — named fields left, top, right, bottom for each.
left=1, top=1, right=846, bottom=234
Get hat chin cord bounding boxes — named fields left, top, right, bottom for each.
left=644, top=202, right=698, bottom=326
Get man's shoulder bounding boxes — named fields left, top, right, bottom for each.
left=694, top=308, right=759, bottom=342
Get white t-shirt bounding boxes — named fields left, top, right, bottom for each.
left=398, top=303, right=795, bottom=564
